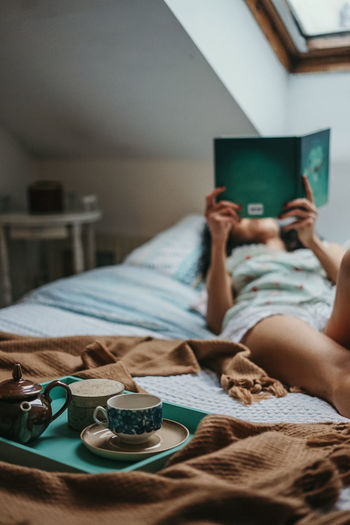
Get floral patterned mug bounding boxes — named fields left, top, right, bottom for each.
left=93, top=393, right=162, bottom=444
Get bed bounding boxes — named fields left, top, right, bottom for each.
left=1, top=213, right=350, bottom=520
left=0, top=213, right=347, bottom=425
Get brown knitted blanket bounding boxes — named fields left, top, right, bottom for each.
left=0, top=331, right=288, bottom=403
left=2, top=332, right=350, bottom=523
left=2, top=415, right=350, bottom=524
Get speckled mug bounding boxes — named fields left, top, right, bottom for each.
left=68, top=378, right=124, bottom=432
left=93, top=393, right=162, bottom=444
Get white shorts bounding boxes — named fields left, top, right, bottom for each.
left=220, top=302, right=333, bottom=343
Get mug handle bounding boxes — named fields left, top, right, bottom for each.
left=43, top=380, right=72, bottom=423
left=93, top=406, right=108, bottom=427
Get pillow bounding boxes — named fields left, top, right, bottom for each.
left=124, top=214, right=205, bottom=286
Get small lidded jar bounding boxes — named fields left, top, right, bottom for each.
left=68, top=379, right=124, bottom=432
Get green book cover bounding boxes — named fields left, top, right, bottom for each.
left=214, top=129, right=330, bottom=218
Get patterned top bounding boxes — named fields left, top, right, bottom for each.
left=223, top=243, right=336, bottom=328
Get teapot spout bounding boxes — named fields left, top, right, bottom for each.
left=20, top=400, right=32, bottom=412
left=17, top=400, right=33, bottom=444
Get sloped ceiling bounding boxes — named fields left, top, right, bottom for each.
left=0, top=0, right=257, bottom=159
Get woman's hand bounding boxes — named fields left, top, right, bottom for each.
left=279, top=175, right=318, bottom=248
left=205, top=187, right=241, bottom=244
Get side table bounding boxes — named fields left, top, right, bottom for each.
left=0, top=210, right=102, bottom=306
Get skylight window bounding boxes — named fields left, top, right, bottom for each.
left=246, top=0, right=350, bottom=72
left=288, top=0, right=350, bottom=38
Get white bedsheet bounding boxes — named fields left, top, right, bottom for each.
left=0, top=303, right=167, bottom=338
left=136, top=370, right=348, bottom=424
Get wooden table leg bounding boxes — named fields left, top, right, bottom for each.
left=85, top=223, right=96, bottom=270
left=0, top=226, right=12, bottom=306
left=71, top=223, right=84, bottom=274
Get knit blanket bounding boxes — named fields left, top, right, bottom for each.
left=1, top=333, right=350, bottom=523
left=2, top=414, right=350, bottom=524
left=0, top=331, right=288, bottom=404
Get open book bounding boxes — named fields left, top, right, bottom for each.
left=214, top=128, right=330, bottom=218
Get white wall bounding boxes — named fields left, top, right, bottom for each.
left=35, top=158, right=212, bottom=236
left=0, top=127, right=36, bottom=305
left=34, top=0, right=290, bottom=238
left=165, top=0, right=288, bottom=136
left=287, top=72, right=350, bottom=243
left=0, top=0, right=255, bottom=160
left=0, top=126, right=35, bottom=209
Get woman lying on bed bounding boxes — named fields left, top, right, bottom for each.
left=201, top=175, right=350, bottom=418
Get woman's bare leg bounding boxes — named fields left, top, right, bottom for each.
left=324, top=248, right=350, bottom=348
left=243, top=315, right=350, bottom=418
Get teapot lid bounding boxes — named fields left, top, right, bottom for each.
left=0, top=364, right=42, bottom=400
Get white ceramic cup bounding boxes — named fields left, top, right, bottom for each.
left=93, top=393, right=162, bottom=444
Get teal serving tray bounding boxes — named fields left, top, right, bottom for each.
left=0, top=376, right=209, bottom=474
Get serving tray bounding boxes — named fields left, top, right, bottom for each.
left=0, top=376, right=209, bottom=474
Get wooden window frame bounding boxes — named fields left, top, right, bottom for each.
left=245, top=0, right=350, bottom=73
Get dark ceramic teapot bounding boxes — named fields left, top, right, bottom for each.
left=0, top=363, right=71, bottom=444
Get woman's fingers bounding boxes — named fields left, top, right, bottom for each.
left=283, top=175, right=315, bottom=214
left=210, top=205, right=240, bottom=223
left=282, top=176, right=318, bottom=248
left=283, top=217, right=314, bottom=232
left=279, top=208, right=317, bottom=221
left=283, top=198, right=317, bottom=213
left=303, top=174, right=314, bottom=203
left=205, top=187, right=226, bottom=211
left=205, top=198, right=241, bottom=223
left=216, top=200, right=241, bottom=210
left=214, top=201, right=241, bottom=220
left=205, top=188, right=242, bottom=215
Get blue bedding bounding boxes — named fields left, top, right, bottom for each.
left=22, top=264, right=212, bottom=340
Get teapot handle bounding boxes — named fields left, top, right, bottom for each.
left=43, top=380, right=72, bottom=423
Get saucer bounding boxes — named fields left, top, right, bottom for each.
left=80, top=419, right=190, bottom=461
